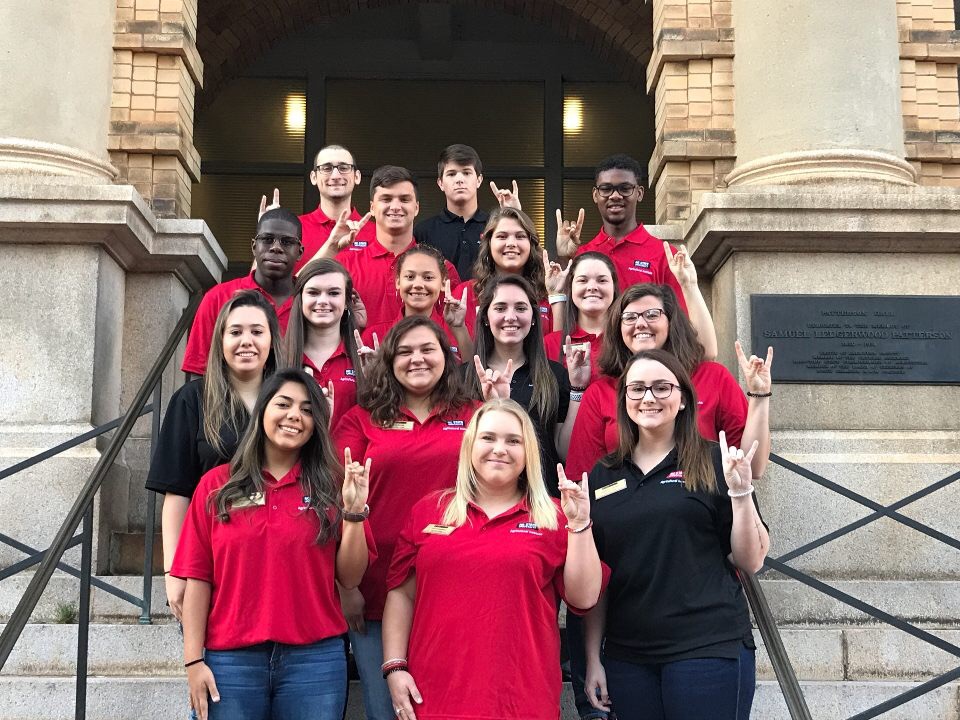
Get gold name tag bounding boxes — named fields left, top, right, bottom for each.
left=595, top=479, right=627, bottom=499
left=387, top=421, right=414, bottom=431
left=423, top=524, right=455, bottom=535
left=232, top=492, right=265, bottom=509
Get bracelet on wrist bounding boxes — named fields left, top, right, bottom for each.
left=548, top=293, right=568, bottom=304
left=342, top=504, right=370, bottom=522
left=184, top=658, right=204, bottom=668
left=746, top=391, right=772, bottom=398
left=383, top=665, right=409, bottom=679
left=565, top=519, right=593, bottom=533
left=570, top=390, right=584, bottom=402
left=381, top=658, right=408, bottom=671
left=728, top=485, right=755, bottom=498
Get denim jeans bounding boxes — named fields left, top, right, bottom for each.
left=604, top=648, right=751, bottom=720
left=348, top=622, right=396, bottom=720
left=566, top=613, right=608, bottom=719
left=201, top=638, right=346, bottom=720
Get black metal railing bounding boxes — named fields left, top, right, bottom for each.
left=0, top=293, right=199, bottom=719
left=744, top=452, right=960, bottom=720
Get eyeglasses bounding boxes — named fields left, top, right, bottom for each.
left=254, top=234, right=300, bottom=249
left=625, top=382, right=680, bottom=400
left=621, top=308, right=665, bottom=324
left=314, top=163, right=357, bottom=175
left=594, top=183, right=638, bottom=198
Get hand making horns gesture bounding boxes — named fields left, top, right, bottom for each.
left=718, top=431, right=759, bottom=497
left=341, top=447, right=371, bottom=514
left=328, top=209, right=373, bottom=251
left=442, top=280, right=468, bottom=328
left=735, top=341, right=774, bottom=396
left=543, top=248, right=572, bottom=295
left=257, top=188, right=281, bottom=220
left=563, top=335, right=591, bottom=390
left=353, top=329, right=380, bottom=376
left=557, top=464, right=591, bottom=529
left=490, top=180, right=522, bottom=210
left=663, top=240, right=697, bottom=288
left=555, top=207, right=585, bottom=257
left=473, top=355, right=514, bottom=400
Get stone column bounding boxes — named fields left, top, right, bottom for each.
left=0, top=0, right=117, bottom=182
left=727, top=0, right=916, bottom=186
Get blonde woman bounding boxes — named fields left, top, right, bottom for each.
left=381, top=398, right=607, bottom=720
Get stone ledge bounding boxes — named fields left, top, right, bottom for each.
left=113, top=21, right=203, bottom=86
left=649, top=138, right=737, bottom=186
left=684, top=186, right=960, bottom=274
left=0, top=183, right=224, bottom=292
left=647, top=28, right=735, bottom=93
left=900, top=29, right=960, bottom=61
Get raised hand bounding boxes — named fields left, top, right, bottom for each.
left=563, top=335, right=591, bottom=390
left=442, top=280, right=468, bottom=328
left=543, top=248, right=572, bottom=294
left=328, top=210, right=373, bottom=251
left=350, top=289, right=368, bottom=330
left=663, top=240, right=697, bottom=288
left=473, top=355, right=513, bottom=400
left=558, top=464, right=591, bottom=528
left=257, top=188, right=280, bottom=220
left=735, top=341, right=773, bottom=395
left=719, top=431, right=759, bottom=497
left=387, top=670, right=424, bottom=720
left=555, top=208, right=585, bottom=257
left=490, top=180, right=522, bottom=210
left=342, top=447, right=371, bottom=513
left=320, top=380, right=335, bottom=426
left=353, top=329, right=380, bottom=376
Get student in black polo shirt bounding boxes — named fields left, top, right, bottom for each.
left=583, top=348, right=769, bottom=720
left=414, top=144, right=520, bottom=281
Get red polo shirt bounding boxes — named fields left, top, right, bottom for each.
left=170, top=462, right=376, bottom=650
left=297, top=206, right=376, bottom=275
left=332, top=401, right=479, bottom=620
left=362, top=307, right=465, bottom=361
left=566, top=362, right=747, bottom=479
left=455, top=278, right=553, bottom=339
left=386, top=492, right=609, bottom=720
left=181, top=273, right=293, bottom=375
left=543, top=326, right=604, bottom=385
left=301, top=344, right=357, bottom=430
left=575, top=225, right=688, bottom=311
left=336, top=238, right=462, bottom=328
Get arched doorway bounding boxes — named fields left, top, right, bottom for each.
left=191, top=0, right=656, bottom=274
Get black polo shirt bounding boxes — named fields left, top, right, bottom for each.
left=459, top=359, right=570, bottom=496
left=588, top=445, right=762, bottom=664
left=414, top=207, right=489, bottom=281
left=145, top=379, right=243, bottom=498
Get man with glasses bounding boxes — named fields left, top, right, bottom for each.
left=295, top=144, right=376, bottom=274
left=181, top=208, right=302, bottom=375
left=557, top=153, right=687, bottom=310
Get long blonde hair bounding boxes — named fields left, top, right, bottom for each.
left=441, top=398, right=558, bottom=530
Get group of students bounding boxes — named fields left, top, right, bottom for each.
left=145, top=143, right=774, bottom=720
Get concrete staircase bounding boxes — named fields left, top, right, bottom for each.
left=2, top=574, right=959, bottom=719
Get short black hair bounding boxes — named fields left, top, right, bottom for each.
left=312, top=144, right=356, bottom=168
left=594, top=154, right=646, bottom=186
left=370, top=165, right=419, bottom=200
left=437, top=144, right=483, bottom=177
left=257, top=207, right=302, bottom=238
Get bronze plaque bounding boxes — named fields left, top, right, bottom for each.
left=750, top=295, right=959, bottom=384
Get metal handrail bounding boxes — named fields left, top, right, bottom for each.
left=0, top=292, right=200, bottom=671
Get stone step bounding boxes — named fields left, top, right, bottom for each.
left=0, top=677, right=957, bottom=720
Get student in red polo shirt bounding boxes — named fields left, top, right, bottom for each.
left=381, top=398, right=608, bottom=720
left=362, top=245, right=472, bottom=362
left=148, top=291, right=281, bottom=621
left=172, top=368, right=375, bottom=720
left=282, top=258, right=364, bottom=429
left=182, top=208, right=302, bottom=376
left=309, top=166, right=461, bottom=329
left=332, top=316, right=478, bottom=720
left=456, top=206, right=556, bottom=337
left=555, top=154, right=687, bottom=309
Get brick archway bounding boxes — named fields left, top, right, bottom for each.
left=196, top=0, right=654, bottom=106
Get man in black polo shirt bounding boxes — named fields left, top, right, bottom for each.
left=414, top=144, right=488, bottom=281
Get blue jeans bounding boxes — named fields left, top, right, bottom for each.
left=604, top=646, right=755, bottom=720
left=566, top=613, right=608, bottom=719
left=348, top=622, right=395, bottom=720
left=201, top=638, right=345, bottom=720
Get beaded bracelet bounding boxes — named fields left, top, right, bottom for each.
left=565, top=520, right=593, bottom=533
left=728, top=485, right=755, bottom=498
left=382, top=665, right=409, bottom=679
left=746, top=391, right=772, bottom=398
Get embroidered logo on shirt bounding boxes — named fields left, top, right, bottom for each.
left=634, top=260, right=651, bottom=268
left=443, top=420, right=467, bottom=431
left=352, top=241, right=368, bottom=249
left=298, top=495, right=312, bottom=511
left=511, top=521, right=543, bottom=536
left=345, top=369, right=356, bottom=377
left=666, top=471, right=683, bottom=479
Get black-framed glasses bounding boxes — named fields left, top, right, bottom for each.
left=254, top=234, right=300, bottom=249
left=594, top=182, right=638, bottom=198
left=314, top=162, right=357, bottom=175
left=625, top=382, right=680, bottom=400
left=621, top=308, right=665, bottom=324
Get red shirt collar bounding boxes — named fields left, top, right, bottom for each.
left=306, top=206, right=363, bottom=226
left=591, top=223, right=656, bottom=247
left=371, top=237, right=416, bottom=258
left=466, top=496, right=531, bottom=520
left=262, top=461, right=302, bottom=488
